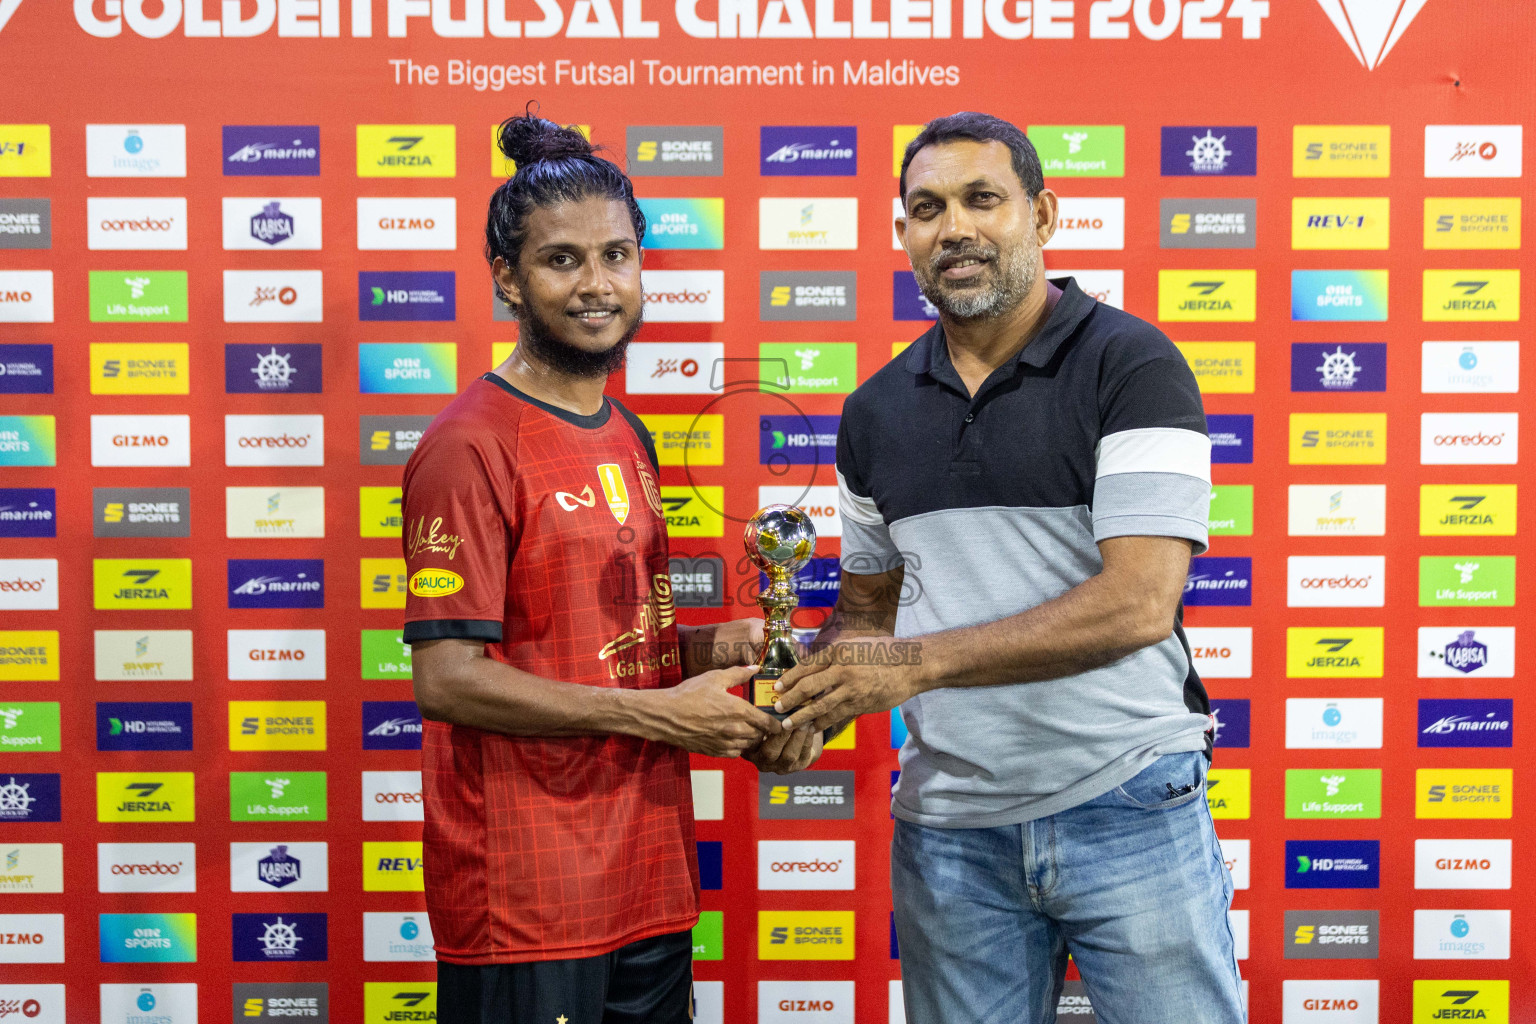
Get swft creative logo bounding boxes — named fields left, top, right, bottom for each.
left=93, top=630, right=193, bottom=682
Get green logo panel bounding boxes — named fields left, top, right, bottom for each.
left=758, top=343, right=858, bottom=394
left=1419, top=556, right=1515, bottom=606
left=0, top=702, right=60, bottom=751
left=1208, top=485, right=1254, bottom=536
left=691, top=910, right=723, bottom=960
left=1285, top=769, right=1382, bottom=819
left=1027, top=125, right=1126, bottom=177
left=89, top=270, right=189, bottom=323
left=230, top=771, right=327, bottom=821
left=361, top=630, right=413, bottom=679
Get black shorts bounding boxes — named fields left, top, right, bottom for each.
left=437, top=929, right=694, bottom=1024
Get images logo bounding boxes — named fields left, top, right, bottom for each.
left=233, top=913, right=328, bottom=962
left=225, top=486, right=325, bottom=539
left=1159, top=198, right=1256, bottom=249
left=96, top=772, right=195, bottom=823
left=1291, top=269, right=1389, bottom=321
left=0, top=270, right=52, bottom=322
left=0, top=487, right=54, bottom=538
left=1418, top=555, right=1514, bottom=607
left=1423, top=269, right=1520, bottom=321
left=88, top=270, right=188, bottom=323
left=228, top=701, right=326, bottom=751
left=1160, top=126, right=1257, bottom=176
left=1286, top=628, right=1384, bottom=677
left=1028, top=125, right=1124, bottom=177
left=636, top=197, right=724, bottom=249
left=1293, top=124, right=1391, bottom=176
left=1290, top=413, right=1387, bottom=464
left=1414, top=911, right=1511, bottom=962
left=1419, top=485, right=1516, bottom=536
left=1285, top=698, right=1383, bottom=749
left=1417, top=769, right=1512, bottom=819
left=92, top=558, right=192, bottom=610
left=1286, top=840, right=1381, bottom=889
left=357, top=125, right=455, bottom=177
left=1291, top=342, right=1386, bottom=392
left=758, top=343, right=857, bottom=394
left=363, top=702, right=424, bottom=751
left=1419, top=627, right=1514, bottom=677
left=626, top=126, right=723, bottom=176
left=1157, top=270, right=1257, bottom=321
left=1422, top=341, right=1519, bottom=394
left=224, top=125, right=320, bottom=175
left=85, top=124, right=186, bottom=177
left=96, top=702, right=192, bottom=752
left=359, top=271, right=455, bottom=322
left=223, top=269, right=324, bottom=323
left=1419, top=699, right=1513, bottom=749
left=758, top=911, right=855, bottom=960
left=363, top=913, right=435, bottom=962
left=761, top=127, right=857, bottom=175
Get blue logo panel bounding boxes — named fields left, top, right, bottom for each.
left=759, top=415, right=838, bottom=466
left=363, top=701, right=424, bottom=750
left=761, top=556, right=840, bottom=609
left=1207, top=414, right=1253, bottom=464
left=0, top=344, right=53, bottom=394
left=1418, top=698, right=1513, bottom=748
left=97, top=702, right=194, bottom=752
left=223, top=125, right=320, bottom=176
left=1185, top=557, right=1252, bottom=606
left=1285, top=840, right=1380, bottom=889
left=0, top=487, right=56, bottom=538
left=1160, top=126, right=1257, bottom=176
left=893, top=271, right=939, bottom=321
left=0, top=773, right=60, bottom=821
left=1210, top=699, right=1250, bottom=748
left=225, top=344, right=323, bottom=394
left=232, top=913, right=328, bottom=962
left=1291, top=343, right=1387, bottom=392
left=358, top=271, right=456, bottom=321
left=228, top=559, right=325, bottom=609
left=760, top=127, right=857, bottom=175
left=697, top=840, right=722, bottom=890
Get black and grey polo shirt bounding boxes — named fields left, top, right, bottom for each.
left=837, top=277, right=1213, bottom=828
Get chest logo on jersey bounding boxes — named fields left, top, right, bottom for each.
left=598, top=463, right=630, bottom=524
left=599, top=573, right=680, bottom=677
left=554, top=485, right=596, bottom=512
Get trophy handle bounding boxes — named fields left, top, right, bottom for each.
left=752, top=565, right=798, bottom=718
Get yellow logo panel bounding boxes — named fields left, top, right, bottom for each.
left=1292, top=125, right=1390, bottom=178
left=357, top=124, right=456, bottom=178
left=1417, top=769, right=1513, bottom=819
left=365, top=983, right=436, bottom=1024
left=1289, top=414, right=1386, bottom=465
left=0, top=631, right=59, bottom=681
left=359, top=486, right=404, bottom=538
left=93, top=558, right=193, bottom=610
left=493, top=124, right=588, bottom=176
left=1412, top=980, right=1508, bottom=1023
left=1419, top=485, right=1516, bottom=536
left=1157, top=270, right=1257, bottom=322
left=661, top=486, right=724, bottom=537
left=491, top=342, right=516, bottom=366
left=640, top=414, right=724, bottom=466
left=1424, top=197, right=1521, bottom=250
left=229, top=700, right=327, bottom=751
left=1291, top=197, right=1390, bottom=250
left=408, top=568, right=463, bottom=598
left=1174, top=342, right=1255, bottom=394
left=0, top=125, right=51, bottom=177
left=1205, top=769, right=1250, bottom=819
left=97, top=771, right=195, bottom=822
left=758, top=911, right=855, bottom=960
left=89, top=343, right=190, bottom=395
left=893, top=125, right=923, bottom=177
left=1286, top=628, right=1385, bottom=678
left=1423, top=269, right=1520, bottom=322
left=823, top=721, right=856, bottom=750
left=361, top=558, right=407, bottom=609
left=363, top=841, right=425, bottom=892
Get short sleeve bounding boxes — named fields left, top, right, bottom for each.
left=401, top=427, right=511, bottom=644
left=1093, top=350, right=1212, bottom=555
left=836, top=412, right=903, bottom=573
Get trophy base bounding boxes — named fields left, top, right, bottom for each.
left=751, top=673, right=790, bottom=722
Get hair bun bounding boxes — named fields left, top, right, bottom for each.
left=497, top=113, right=594, bottom=169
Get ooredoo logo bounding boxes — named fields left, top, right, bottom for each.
left=363, top=771, right=424, bottom=822
left=757, top=840, right=855, bottom=890
left=0, top=560, right=56, bottom=611
left=1421, top=413, right=1519, bottom=464
left=1286, top=556, right=1385, bottom=608
left=226, top=415, right=324, bottom=467
left=97, top=843, right=197, bottom=893
left=640, top=270, right=723, bottom=322
left=87, top=197, right=188, bottom=250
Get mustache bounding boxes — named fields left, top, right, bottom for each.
left=929, top=244, right=999, bottom=273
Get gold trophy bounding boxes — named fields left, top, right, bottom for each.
left=743, top=504, right=817, bottom=720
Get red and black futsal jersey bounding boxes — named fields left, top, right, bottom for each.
left=401, top=372, right=698, bottom=965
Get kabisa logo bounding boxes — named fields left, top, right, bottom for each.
left=1286, top=840, right=1381, bottom=889
left=257, top=846, right=302, bottom=889
left=1209, top=699, right=1251, bottom=748
left=760, top=414, right=838, bottom=467
left=356, top=125, right=455, bottom=177
left=1419, top=699, right=1513, bottom=749
left=233, top=913, right=328, bottom=962
left=627, top=126, right=723, bottom=176
left=760, top=127, right=857, bottom=175
left=224, top=126, right=320, bottom=176
left=1425, top=629, right=1495, bottom=675
left=1184, top=556, right=1251, bottom=606
left=96, top=702, right=192, bottom=752
left=228, top=559, right=324, bottom=610
left=362, top=702, right=424, bottom=751
left=225, top=343, right=323, bottom=394
left=1315, top=0, right=1430, bottom=69
left=1160, top=126, right=1257, bottom=176
left=250, top=201, right=294, bottom=245
left=0, top=488, right=54, bottom=538
left=0, top=774, right=59, bottom=822
left=0, top=343, right=52, bottom=394
left=1292, top=343, right=1387, bottom=391
left=359, top=272, right=455, bottom=322
left=1287, top=628, right=1385, bottom=677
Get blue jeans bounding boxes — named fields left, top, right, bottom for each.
left=891, top=752, right=1244, bottom=1024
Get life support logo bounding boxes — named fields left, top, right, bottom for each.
left=407, top=569, right=462, bottom=598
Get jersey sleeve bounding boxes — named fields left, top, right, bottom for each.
left=1092, top=340, right=1212, bottom=555
left=401, top=426, right=511, bottom=644
left=836, top=407, right=903, bottom=573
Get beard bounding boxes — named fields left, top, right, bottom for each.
left=913, top=237, right=1037, bottom=322
left=514, top=298, right=643, bottom=379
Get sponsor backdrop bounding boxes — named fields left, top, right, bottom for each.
left=0, top=1, right=1530, bottom=1021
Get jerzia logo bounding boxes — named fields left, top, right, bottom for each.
left=1315, top=0, right=1431, bottom=70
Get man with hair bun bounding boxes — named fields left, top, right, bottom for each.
left=402, top=111, right=780, bottom=1024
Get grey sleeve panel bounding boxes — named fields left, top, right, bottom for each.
left=840, top=517, right=904, bottom=570
left=1092, top=471, right=1211, bottom=554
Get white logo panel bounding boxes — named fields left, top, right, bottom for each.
left=1287, top=485, right=1387, bottom=536
left=100, top=983, right=197, bottom=1023
left=225, top=486, right=325, bottom=539
left=230, top=841, right=328, bottom=892
left=357, top=197, right=457, bottom=250
left=1044, top=197, right=1125, bottom=250
left=1218, top=837, right=1249, bottom=890
left=642, top=270, right=723, bottom=322
left=0, top=559, right=58, bottom=611
left=1421, top=412, right=1518, bottom=465
left=225, top=414, right=324, bottom=467
left=1413, top=909, right=1511, bottom=959
left=91, top=414, right=191, bottom=467
left=758, top=841, right=856, bottom=890
left=362, top=771, right=424, bottom=822
left=87, top=197, right=188, bottom=250
left=85, top=124, right=187, bottom=177
left=0, top=270, right=53, bottom=322
left=758, top=981, right=854, bottom=1024
left=0, top=985, right=65, bottom=1024
left=1285, top=698, right=1384, bottom=749
left=625, top=342, right=725, bottom=395
left=1287, top=556, right=1386, bottom=607
left=222, top=197, right=323, bottom=250
left=758, top=486, right=841, bottom=537
left=1422, top=341, right=1519, bottom=393
left=1414, top=839, right=1512, bottom=889
left=759, top=198, right=858, bottom=250
left=1418, top=626, right=1514, bottom=678
left=1425, top=125, right=1523, bottom=178
left=1185, top=627, right=1252, bottom=678
left=362, top=911, right=436, bottom=961
left=223, top=269, right=324, bottom=322
left=1281, top=979, right=1378, bottom=1023
left=0, top=844, right=63, bottom=893
left=97, top=842, right=197, bottom=893
left=0, top=914, right=63, bottom=962
left=228, top=629, right=327, bottom=681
